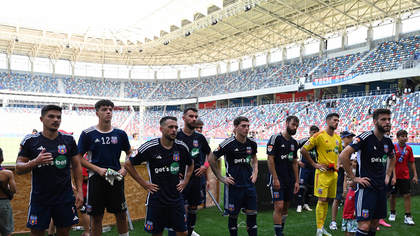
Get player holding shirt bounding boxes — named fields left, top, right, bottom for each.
left=267, top=116, right=300, bottom=236
left=208, top=116, right=258, bottom=236
left=78, top=100, right=131, bottom=236
left=16, top=105, right=83, bottom=236
left=340, top=109, right=396, bottom=236
left=125, top=116, right=194, bottom=236
left=388, top=129, right=417, bottom=225
left=300, top=113, right=342, bottom=236
left=173, top=108, right=211, bottom=236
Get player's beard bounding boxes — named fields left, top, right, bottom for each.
left=329, top=124, right=337, bottom=131
left=287, top=127, right=297, bottom=135
left=186, top=122, right=195, bottom=130
left=376, top=124, right=390, bottom=133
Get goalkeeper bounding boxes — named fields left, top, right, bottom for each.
left=78, top=99, right=132, bottom=236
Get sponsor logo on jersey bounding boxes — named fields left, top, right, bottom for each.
left=57, top=145, right=67, bottom=154
left=55, top=155, right=67, bottom=169
left=362, top=209, right=369, bottom=218
left=288, top=152, right=294, bottom=161
left=246, top=146, right=252, bottom=154
left=191, top=148, right=199, bottom=157
left=173, top=152, right=180, bottom=161
left=170, top=162, right=180, bottom=175
left=111, top=136, right=118, bottom=144
left=193, top=140, right=199, bottom=147
left=370, top=155, right=387, bottom=164
left=267, top=145, right=273, bottom=152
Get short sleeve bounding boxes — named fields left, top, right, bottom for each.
left=183, top=148, right=193, bottom=166
left=120, top=131, right=131, bottom=152
left=338, top=136, right=343, bottom=153
left=349, top=136, right=364, bottom=152
left=200, top=135, right=211, bottom=155
left=387, top=139, right=395, bottom=159
left=252, top=141, right=258, bottom=155
left=293, top=140, right=298, bottom=159
left=213, top=144, right=226, bottom=159
left=129, top=144, right=149, bottom=165
left=408, top=147, right=414, bottom=162
left=18, top=135, right=32, bottom=158
left=266, top=135, right=277, bottom=155
left=303, top=134, right=318, bottom=151
left=77, top=131, right=89, bottom=155
left=68, top=137, right=78, bottom=157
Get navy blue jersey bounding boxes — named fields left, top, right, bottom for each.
left=78, top=127, right=130, bottom=171
left=176, top=129, right=211, bottom=172
left=350, top=130, right=395, bottom=190
left=267, top=134, right=298, bottom=185
left=213, top=137, right=257, bottom=187
left=18, top=132, right=78, bottom=205
left=297, top=137, right=317, bottom=171
left=129, top=138, right=192, bottom=206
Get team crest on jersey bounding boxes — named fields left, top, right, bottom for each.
left=267, top=145, right=273, bottom=152
left=29, top=215, right=38, bottom=225
left=173, top=152, right=180, bottom=161
left=145, top=221, right=154, bottom=231
left=246, top=146, right=252, bottom=154
left=228, top=204, right=235, bottom=212
left=336, top=140, right=339, bottom=145
left=318, top=188, right=323, bottom=194
left=384, top=145, right=389, bottom=153
left=193, top=140, right=199, bottom=147
left=57, top=145, right=67, bottom=154
left=290, top=144, right=295, bottom=151
left=362, top=209, right=369, bottom=218
left=111, top=136, right=118, bottom=144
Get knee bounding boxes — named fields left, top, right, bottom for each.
left=115, top=212, right=127, bottom=221
left=188, top=206, right=198, bottom=214
left=358, top=221, right=370, bottom=231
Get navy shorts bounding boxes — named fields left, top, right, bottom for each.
left=271, top=183, right=294, bottom=202
left=87, top=174, right=127, bottom=215
left=224, top=185, right=257, bottom=215
left=355, top=187, right=387, bottom=221
left=335, top=168, right=345, bottom=201
left=144, top=200, right=187, bottom=234
left=183, top=176, right=205, bottom=206
left=299, top=168, right=314, bottom=186
left=27, top=202, right=79, bottom=230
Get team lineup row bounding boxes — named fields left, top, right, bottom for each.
left=0, top=99, right=414, bottom=236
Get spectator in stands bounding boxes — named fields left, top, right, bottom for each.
left=32, top=129, right=38, bottom=134
left=388, top=130, right=418, bottom=225
left=0, top=147, right=16, bottom=236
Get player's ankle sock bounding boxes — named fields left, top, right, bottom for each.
left=316, top=201, right=328, bottom=229
left=168, top=229, right=176, bottom=236
left=390, top=210, right=396, bottom=214
left=187, top=210, right=197, bottom=236
left=297, top=187, right=304, bottom=206
left=405, top=212, right=411, bottom=217
left=281, top=214, right=288, bottom=228
left=246, top=214, right=257, bottom=236
left=228, top=216, right=238, bottom=236
left=274, top=224, right=283, bottom=236
left=119, top=232, right=129, bottom=236
left=356, top=228, right=368, bottom=235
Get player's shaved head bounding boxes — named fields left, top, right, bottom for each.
left=160, top=116, right=177, bottom=126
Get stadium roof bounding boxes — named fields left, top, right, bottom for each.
left=0, top=0, right=419, bottom=66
